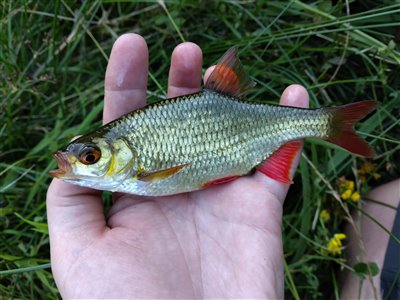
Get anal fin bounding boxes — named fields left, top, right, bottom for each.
left=256, top=141, right=302, bottom=184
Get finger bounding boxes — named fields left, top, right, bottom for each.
left=203, top=66, right=215, bottom=84
left=47, top=180, right=105, bottom=228
left=104, top=33, right=148, bottom=124
left=279, top=84, right=309, bottom=108
left=168, top=42, right=202, bottom=98
left=46, top=179, right=107, bottom=288
left=253, top=84, right=310, bottom=203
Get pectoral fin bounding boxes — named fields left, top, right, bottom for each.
left=137, top=163, right=189, bottom=182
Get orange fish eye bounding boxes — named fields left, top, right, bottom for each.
left=79, top=146, right=101, bottom=165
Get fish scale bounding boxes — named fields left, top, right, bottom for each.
left=105, top=90, right=331, bottom=195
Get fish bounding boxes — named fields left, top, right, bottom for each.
left=49, top=47, right=377, bottom=196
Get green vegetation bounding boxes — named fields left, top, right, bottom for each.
left=1, top=0, right=399, bottom=298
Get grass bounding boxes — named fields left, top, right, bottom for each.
left=1, top=0, right=399, bottom=298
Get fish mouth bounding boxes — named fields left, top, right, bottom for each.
left=49, top=151, right=72, bottom=178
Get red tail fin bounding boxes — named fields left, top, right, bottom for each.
left=327, top=100, right=377, bottom=157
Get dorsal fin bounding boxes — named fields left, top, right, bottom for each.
left=205, top=47, right=255, bottom=97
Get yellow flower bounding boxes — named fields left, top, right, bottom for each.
left=358, top=161, right=376, bottom=174
left=341, top=189, right=352, bottom=200
left=346, top=180, right=354, bottom=191
left=372, top=173, right=381, bottom=180
left=334, top=233, right=346, bottom=240
left=326, top=233, right=347, bottom=256
left=339, top=179, right=355, bottom=192
left=320, top=209, right=331, bottom=222
left=351, top=192, right=360, bottom=202
left=357, top=161, right=381, bottom=181
left=338, top=178, right=362, bottom=201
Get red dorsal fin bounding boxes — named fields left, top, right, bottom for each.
left=256, top=141, right=302, bottom=184
left=327, top=100, right=377, bottom=157
left=202, top=175, right=240, bottom=189
left=205, top=47, right=255, bottom=97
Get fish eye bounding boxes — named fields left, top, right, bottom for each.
left=79, top=145, right=101, bottom=165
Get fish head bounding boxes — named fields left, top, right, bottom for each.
left=49, top=136, right=136, bottom=191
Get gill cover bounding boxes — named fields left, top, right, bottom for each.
left=50, top=137, right=136, bottom=191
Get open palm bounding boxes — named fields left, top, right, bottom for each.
left=47, top=34, right=309, bottom=299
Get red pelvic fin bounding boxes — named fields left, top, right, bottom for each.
left=202, top=175, right=240, bottom=188
left=256, top=141, right=302, bottom=184
left=205, top=47, right=255, bottom=97
left=327, top=100, right=377, bottom=157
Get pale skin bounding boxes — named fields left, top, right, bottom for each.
left=47, top=33, right=309, bottom=299
left=341, top=179, right=400, bottom=299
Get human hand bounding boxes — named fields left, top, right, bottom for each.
left=47, top=33, right=309, bottom=298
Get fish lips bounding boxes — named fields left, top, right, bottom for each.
left=49, top=151, right=73, bottom=178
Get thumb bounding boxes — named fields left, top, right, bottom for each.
left=47, top=180, right=106, bottom=291
left=47, top=179, right=106, bottom=242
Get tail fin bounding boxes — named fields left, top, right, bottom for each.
left=327, top=100, right=377, bottom=157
